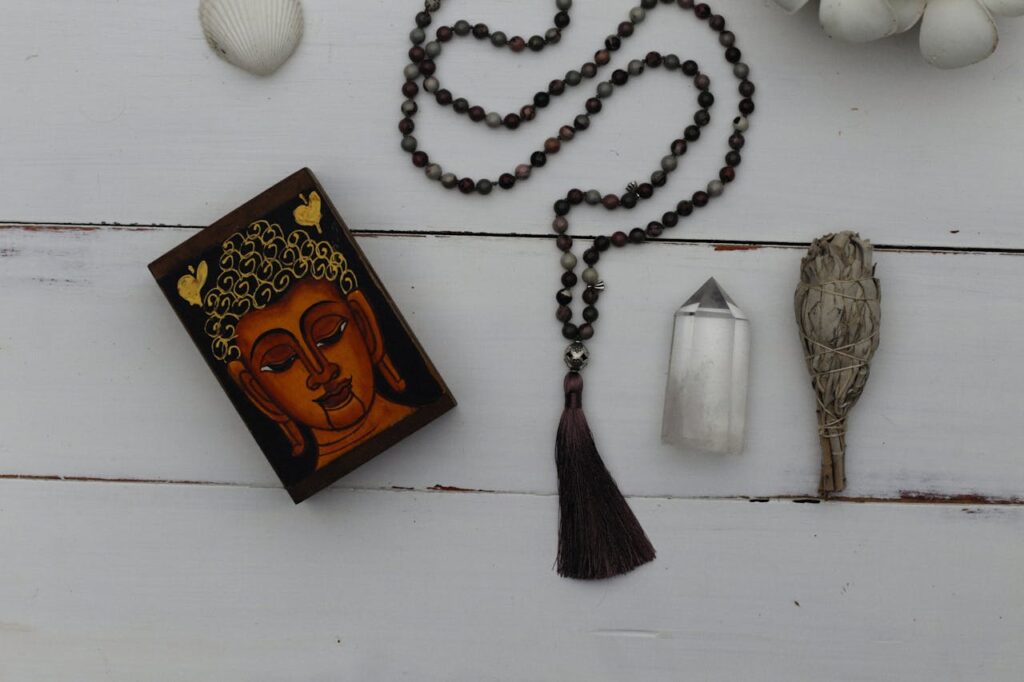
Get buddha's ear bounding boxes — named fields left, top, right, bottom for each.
left=227, top=360, right=305, bottom=455
left=347, top=289, right=407, bottom=393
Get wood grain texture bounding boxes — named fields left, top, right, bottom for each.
left=2, top=225, right=1021, bottom=500
left=0, top=479, right=1020, bottom=681
left=2, top=0, right=1024, bottom=248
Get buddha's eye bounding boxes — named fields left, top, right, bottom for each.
left=260, top=354, right=297, bottom=373
left=315, top=319, right=347, bottom=349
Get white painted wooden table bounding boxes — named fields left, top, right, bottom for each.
left=2, top=1, right=1022, bottom=679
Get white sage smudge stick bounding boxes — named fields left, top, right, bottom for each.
left=794, top=231, right=881, bottom=496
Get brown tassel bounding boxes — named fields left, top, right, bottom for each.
left=555, top=372, right=656, bottom=579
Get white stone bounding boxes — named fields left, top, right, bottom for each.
left=661, top=278, right=750, bottom=454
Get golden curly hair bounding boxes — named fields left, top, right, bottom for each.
left=202, top=220, right=358, bottom=362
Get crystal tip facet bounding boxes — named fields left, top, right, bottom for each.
left=679, top=277, right=747, bottom=319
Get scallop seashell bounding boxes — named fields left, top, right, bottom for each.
left=919, top=0, right=997, bottom=68
left=199, top=0, right=304, bottom=76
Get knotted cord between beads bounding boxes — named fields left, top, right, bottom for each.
left=400, top=0, right=755, bottom=346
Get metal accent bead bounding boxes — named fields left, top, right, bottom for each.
left=564, top=342, right=589, bottom=371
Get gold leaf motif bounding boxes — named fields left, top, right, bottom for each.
left=177, top=260, right=208, bottom=307
left=294, top=191, right=322, bottom=233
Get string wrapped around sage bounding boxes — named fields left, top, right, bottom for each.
left=794, top=231, right=881, bottom=496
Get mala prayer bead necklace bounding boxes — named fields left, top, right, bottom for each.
left=400, top=0, right=755, bottom=580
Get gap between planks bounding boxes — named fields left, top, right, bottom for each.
left=2, top=222, right=1024, bottom=256
left=0, top=473, right=1018, bottom=506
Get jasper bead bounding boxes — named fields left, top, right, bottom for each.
left=508, top=36, right=526, bottom=52
left=556, top=306, right=572, bottom=323
left=739, top=98, right=755, bottom=115
left=567, top=188, right=584, bottom=204
left=692, top=190, right=709, bottom=206
left=583, top=249, right=599, bottom=265
left=562, top=271, right=577, bottom=287
left=562, top=323, right=579, bottom=340
left=560, top=252, right=577, bottom=270
left=602, top=194, right=620, bottom=209
left=595, top=235, right=611, bottom=251
left=556, top=289, right=573, bottom=305
left=504, top=114, right=521, bottom=129
left=582, top=267, right=600, bottom=284
left=515, top=164, right=532, bottom=179
left=719, top=166, right=736, bottom=183
left=531, top=151, right=547, bottom=167
left=707, top=180, right=724, bottom=197
left=629, top=228, right=646, bottom=243
left=458, top=177, right=475, bottom=193
left=582, top=306, right=599, bottom=322
left=578, top=324, right=594, bottom=340
left=476, top=179, right=493, bottom=195
left=556, top=234, right=572, bottom=251
left=621, top=192, right=638, bottom=208
left=582, top=288, right=600, bottom=304
left=611, top=231, right=628, bottom=247
left=559, top=126, right=576, bottom=141
left=411, top=151, right=429, bottom=167
left=545, top=138, right=561, bottom=154
left=499, top=173, right=516, bottom=189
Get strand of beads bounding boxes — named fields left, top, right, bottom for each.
left=400, top=0, right=754, bottom=346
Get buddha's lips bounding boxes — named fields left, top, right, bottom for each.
left=316, top=379, right=353, bottom=410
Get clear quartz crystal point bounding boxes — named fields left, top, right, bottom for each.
left=661, top=278, right=750, bottom=454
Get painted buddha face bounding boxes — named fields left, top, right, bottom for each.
left=229, top=278, right=379, bottom=433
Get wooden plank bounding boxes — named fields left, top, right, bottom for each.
left=1, top=225, right=1021, bottom=500
left=0, top=478, right=1020, bottom=680
left=2, top=1, right=1024, bottom=248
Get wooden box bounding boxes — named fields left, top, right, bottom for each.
left=149, top=169, right=456, bottom=502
